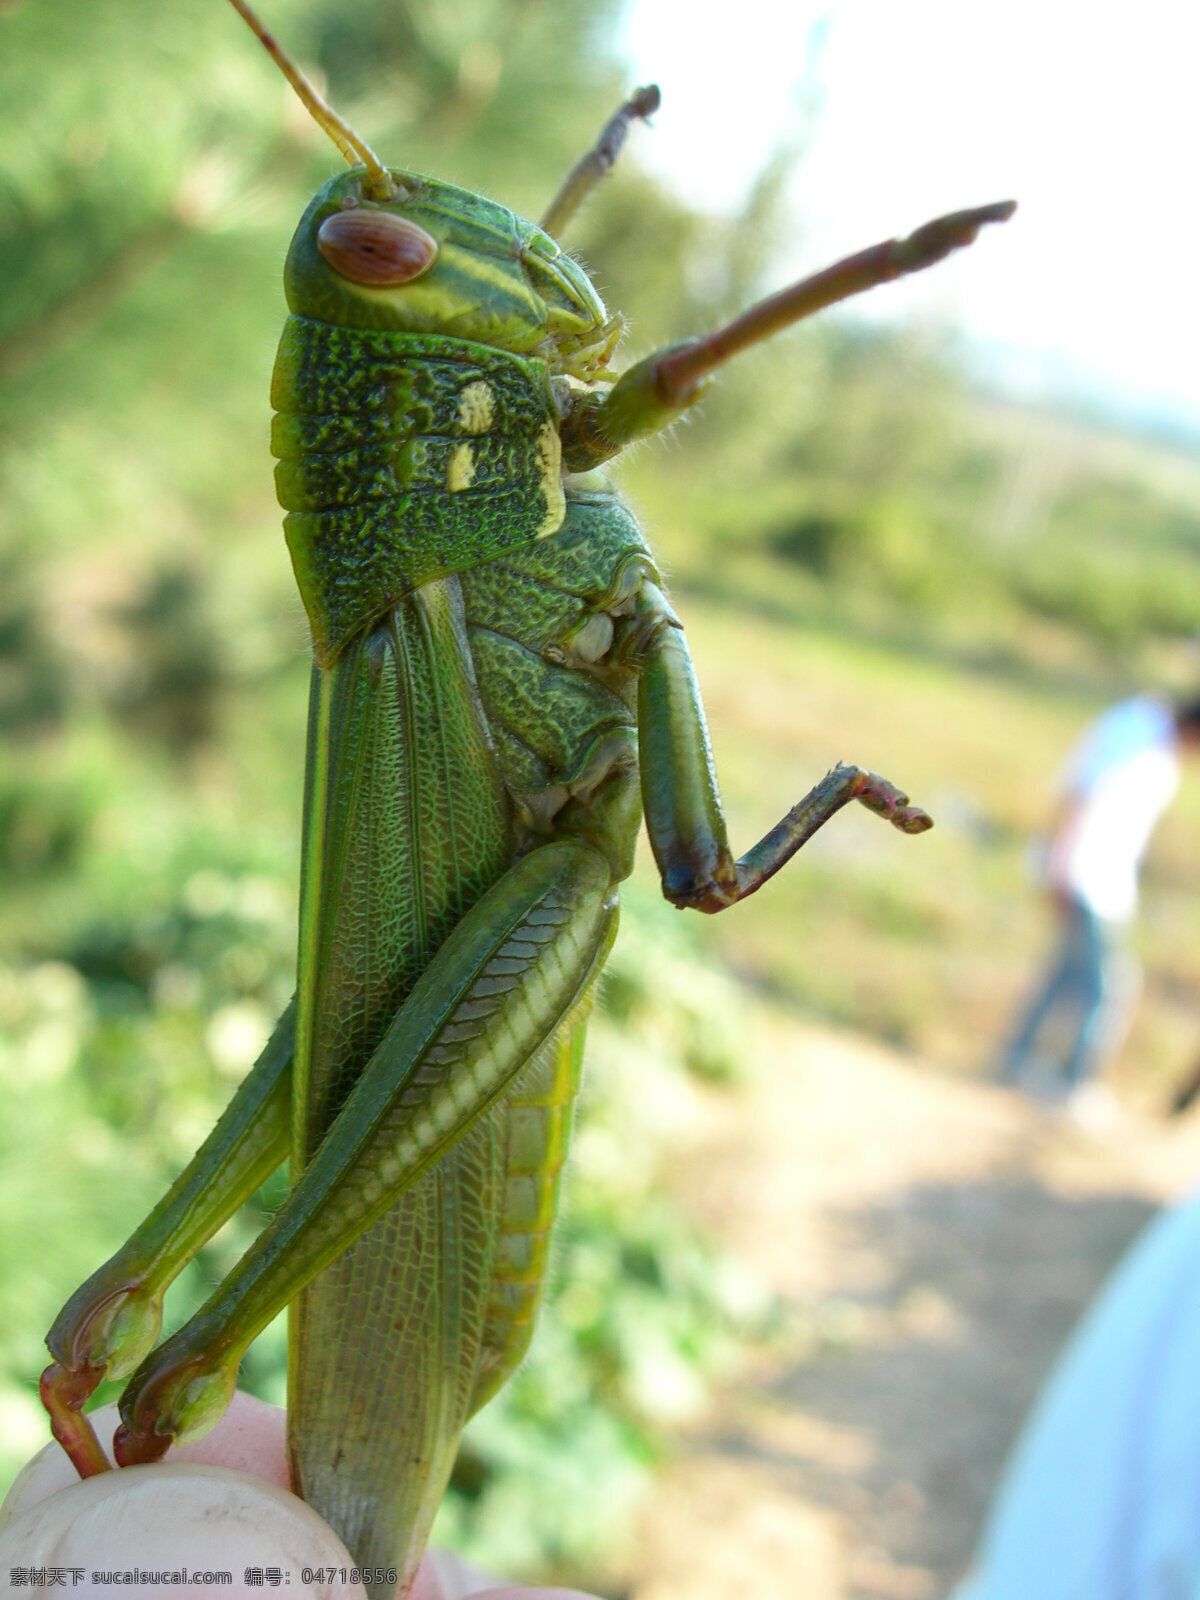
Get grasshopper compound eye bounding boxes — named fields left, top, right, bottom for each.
left=316, top=209, right=439, bottom=285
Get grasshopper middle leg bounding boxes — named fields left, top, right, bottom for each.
left=41, top=1003, right=296, bottom=1477
left=632, top=578, right=932, bottom=912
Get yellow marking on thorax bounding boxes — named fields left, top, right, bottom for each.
left=458, top=382, right=495, bottom=435
left=536, top=422, right=565, bottom=536
left=447, top=441, right=476, bottom=493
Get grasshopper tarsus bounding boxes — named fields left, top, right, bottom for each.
left=40, top=1362, right=111, bottom=1479
left=631, top=83, right=662, bottom=117
left=111, top=1421, right=170, bottom=1468
left=897, top=198, right=1018, bottom=272
left=895, top=805, right=936, bottom=835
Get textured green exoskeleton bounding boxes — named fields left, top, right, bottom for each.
left=41, top=6, right=1014, bottom=1592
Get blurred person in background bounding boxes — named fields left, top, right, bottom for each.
left=955, top=1189, right=1200, bottom=1600
left=1000, top=692, right=1200, bottom=1117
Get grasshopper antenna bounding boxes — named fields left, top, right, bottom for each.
left=540, top=85, right=661, bottom=237
left=226, top=0, right=398, bottom=201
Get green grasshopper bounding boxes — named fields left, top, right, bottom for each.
left=40, top=1, right=1013, bottom=1589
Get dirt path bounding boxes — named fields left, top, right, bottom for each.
left=627, top=1010, right=1200, bottom=1600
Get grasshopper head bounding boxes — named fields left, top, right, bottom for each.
left=283, top=169, right=618, bottom=380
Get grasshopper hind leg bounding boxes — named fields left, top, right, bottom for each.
left=109, top=844, right=616, bottom=1482
left=40, top=1005, right=295, bottom=1478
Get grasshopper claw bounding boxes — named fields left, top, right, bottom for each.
left=115, top=1344, right=238, bottom=1465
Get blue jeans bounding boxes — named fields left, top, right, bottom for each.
left=1003, top=900, right=1134, bottom=1088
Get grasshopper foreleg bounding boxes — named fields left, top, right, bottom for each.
left=633, top=580, right=931, bottom=912
left=559, top=201, right=1016, bottom=473
left=111, top=841, right=616, bottom=1466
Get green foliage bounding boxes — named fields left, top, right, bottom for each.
left=651, top=322, right=1200, bottom=662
